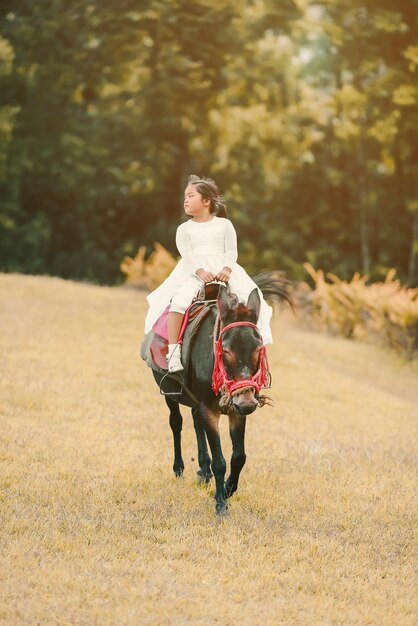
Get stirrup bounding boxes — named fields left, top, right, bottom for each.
left=159, top=371, right=185, bottom=397
left=159, top=371, right=199, bottom=406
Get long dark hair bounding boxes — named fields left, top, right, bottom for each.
left=187, top=174, right=228, bottom=218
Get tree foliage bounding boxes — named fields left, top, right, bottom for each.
left=0, top=0, right=417, bottom=283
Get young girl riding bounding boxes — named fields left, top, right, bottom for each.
left=144, top=175, right=273, bottom=372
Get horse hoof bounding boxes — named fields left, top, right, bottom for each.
left=197, top=469, right=213, bottom=485
left=216, top=503, right=229, bottom=517
left=174, top=467, right=184, bottom=478
left=225, top=482, right=237, bottom=498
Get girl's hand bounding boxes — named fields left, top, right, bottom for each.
left=196, top=268, right=215, bottom=283
left=216, top=267, right=231, bottom=283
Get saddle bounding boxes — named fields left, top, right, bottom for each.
left=140, top=282, right=224, bottom=385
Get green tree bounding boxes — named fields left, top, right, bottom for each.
left=0, top=0, right=417, bottom=284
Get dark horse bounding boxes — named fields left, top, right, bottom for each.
left=151, top=273, right=292, bottom=515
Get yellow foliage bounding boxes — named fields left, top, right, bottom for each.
left=302, top=263, right=418, bottom=357
left=120, top=242, right=177, bottom=290
left=0, top=35, right=14, bottom=75
left=403, top=45, right=418, bottom=70
left=368, top=110, right=400, bottom=145
left=392, top=84, right=417, bottom=106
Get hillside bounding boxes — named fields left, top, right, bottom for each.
left=0, top=274, right=416, bottom=626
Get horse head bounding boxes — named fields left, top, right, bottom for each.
left=215, top=285, right=267, bottom=416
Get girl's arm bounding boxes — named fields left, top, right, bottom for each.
left=217, top=219, right=238, bottom=282
left=223, top=219, right=238, bottom=271
left=175, top=224, right=204, bottom=275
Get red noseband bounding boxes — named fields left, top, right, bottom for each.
left=212, top=321, right=270, bottom=397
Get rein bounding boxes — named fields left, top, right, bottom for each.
left=212, top=321, right=271, bottom=397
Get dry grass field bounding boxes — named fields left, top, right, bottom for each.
left=1, top=273, right=417, bottom=626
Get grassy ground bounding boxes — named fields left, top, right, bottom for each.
left=0, top=273, right=417, bottom=626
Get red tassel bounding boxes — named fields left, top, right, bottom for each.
left=254, top=346, right=269, bottom=389
left=212, top=339, right=225, bottom=395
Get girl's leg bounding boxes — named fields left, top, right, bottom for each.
left=166, top=312, right=185, bottom=372
left=166, top=276, right=200, bottom=372
left=167, top=312, right=184, bottom=345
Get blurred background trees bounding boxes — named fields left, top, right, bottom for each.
left=0, top=0, right=417, bottom=284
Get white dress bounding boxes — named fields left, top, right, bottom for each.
left=144, top=217, right=273, bottom=344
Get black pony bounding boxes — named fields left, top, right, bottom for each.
left=151, top=273, right=292, bottom=515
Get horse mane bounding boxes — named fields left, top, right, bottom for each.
left=234, top=302, right=257, bottom=322
left=223, top=302, right=258, bottom=325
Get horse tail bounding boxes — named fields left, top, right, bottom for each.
left=252, top=271, right=295, bottom=311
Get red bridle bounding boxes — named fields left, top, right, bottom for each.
left=212, top=321, right=271, bottom=397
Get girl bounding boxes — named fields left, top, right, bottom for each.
left=144, top=175, right=273, bottom=372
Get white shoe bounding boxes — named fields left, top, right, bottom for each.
left=167, top=343, right=184, bottom=373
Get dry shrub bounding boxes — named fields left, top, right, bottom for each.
left=120, top=243, right=177, bottom=290
left=301, top=264, right=418, bottom=358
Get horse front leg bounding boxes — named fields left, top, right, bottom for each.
left=200, top=403, right=227, bottom=515
left=225, top=413, right=247, bottom=498
left=165, top=397, right=184, bottom=477
left=191, top=406, right=213, bottom=484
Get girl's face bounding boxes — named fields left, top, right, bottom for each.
left=184, top=184, right=211, bottom=219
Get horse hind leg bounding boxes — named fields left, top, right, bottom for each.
left=166, top=397, right=184, bottom=477
left=191, top=407, right=213, bottom=483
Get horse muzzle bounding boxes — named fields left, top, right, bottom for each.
left=232, top=388, right=258, bottom=415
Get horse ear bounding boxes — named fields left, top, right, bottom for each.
left=217, top=284, right=231, bottom=321
left=247, top=288, right=261, bottom=320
